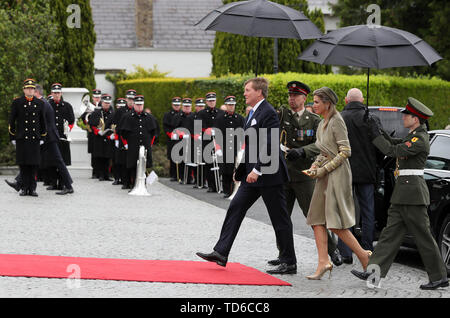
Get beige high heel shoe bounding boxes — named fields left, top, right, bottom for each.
left=306, top=262, right=333, bottom=280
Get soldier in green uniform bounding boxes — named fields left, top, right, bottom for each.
left=268, top=81, right=342, bottom=267
left=351, top=97, right=448, bottom=290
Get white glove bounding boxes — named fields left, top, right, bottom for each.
left=11, top=140, right=16, bottom=146
left=109, top=134, right=116, bottom=140
left=183, top=134, right=190, bottom=139
left=40, top=140, right=44, bottom=145
left=124, top=144, right=128, bottom=150
left=171, top=133, right=178, bottom=140
left=115, top=140, right=119, bottom=148
left=216, top=149, right=223, bottom=157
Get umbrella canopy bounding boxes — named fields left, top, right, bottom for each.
left=299, top=25, right=442, bottom=106
left=299, top=25, right=442, bottom=69
left=195, top=0, right=322, bottom=39
left=195, top=0, right=323, bottom=76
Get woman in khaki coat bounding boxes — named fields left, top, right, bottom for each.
left=305, top=87, right=372, bottom=280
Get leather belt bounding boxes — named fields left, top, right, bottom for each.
left=398, top=169, right=424, bottom=176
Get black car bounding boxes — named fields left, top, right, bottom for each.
left=368, top=107, right=450, bottom=275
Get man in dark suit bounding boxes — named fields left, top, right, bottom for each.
left=197, top=78, right=297, bottom=274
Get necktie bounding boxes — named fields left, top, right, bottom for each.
left=247, top=108, right=254, bottom=124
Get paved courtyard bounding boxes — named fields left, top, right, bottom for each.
left=0, top=173, right=448, bottom=299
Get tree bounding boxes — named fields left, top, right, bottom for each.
left=211, top=0, right=330, bottom=76
left=331, top=0, right=449, bottom=80
left=0, top=1, right=62, bottom=150
left=49, top=0, right=96, bottom=92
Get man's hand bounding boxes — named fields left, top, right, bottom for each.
left=246, top=170, right=259, bottom=183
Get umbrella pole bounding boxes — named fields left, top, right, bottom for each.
left=366, top=67, right=370, bottom=107
left=255, top=37, right=261, bottom=77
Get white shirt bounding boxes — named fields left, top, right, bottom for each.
left=249, top=98, right=265, bottom=176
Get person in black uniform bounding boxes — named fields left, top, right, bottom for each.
left=8, top=79, right=47, bottom=196
left=46, top=83, right=75, bottom=190
left=214, top=96, right=245, bottom=198
left=196, top=92, right=225, bottom=192
left=88, top=94, right=115, bottom=181
left=192, top=98, right=207, bottom=189
left=163, top=97, right=182, bottom=181
left=111, top=97, right=127, bottom=185
left=118, top=95, right=157, bottom=188
left=173, top=97, right=196, bottom=184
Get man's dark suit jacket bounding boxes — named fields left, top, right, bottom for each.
left=235, top=99, right=289, bottom=187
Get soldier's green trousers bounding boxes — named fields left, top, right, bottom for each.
left=369, top=204, right=446, bottom=282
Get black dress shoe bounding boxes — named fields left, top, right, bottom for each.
left=121, top=184, right=130, bottom=190
left=267, top=258, right=281, bottom=266
left=29, top=190, right=38, bottom=197
left=330, top=249, right=343, bottom=266
left=112, top=180, right=120, bottom=185
left=5, top=179, right=20, bottom=192
left=350, top=269, right=371, bottom=281
left=420, top=278, right=449, bottom=290
left=46, top=185, right=58, bottom=190
left=207, top=187, right=216, bottom=193
left=342, top=256, right=353, bottom=264
left=266, top=263, right=297, bottom=275
left=19, top=189, right=28, bottom=196
left=56, top=188, right=74, bottom=195
left=196, top=251, right=228, bottom=267
left=223, top=193, right=231, bottom=199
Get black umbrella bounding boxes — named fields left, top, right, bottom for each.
left=299, top=24, right=443, bottom=106
left=195, top=0, right=323, bottom=76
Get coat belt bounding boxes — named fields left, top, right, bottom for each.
left=398, top=169, right=424, bottom=176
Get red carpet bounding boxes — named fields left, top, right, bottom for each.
left=0, top=254, right=291, bottom=286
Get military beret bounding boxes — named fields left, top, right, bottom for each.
left=206, top=92, right=216, bottom=101
left=116, top=98, right=127, bottom=107
left=51, top=83, right=63, bottom=92
left=23, top=78, right=36, bottom=89
left=287, top=81, right=310, bottom=96
left=182, top=98, right=192, bottom=106
left=101, top=94, right=112, bottom=103
left=172, top=97, right=182, bottom=105
left=402, top=97, right=433, bottom=120
left=134, top=95, right=145, bottom=105
left=126, top=89, right=137, bottom=99
left=224, top=96, right=237, bottom=105
left=195, top=98, right=206, bottom=106
left=92, top=89, right=102, bottom=97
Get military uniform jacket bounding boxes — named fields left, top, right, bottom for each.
left=215, top=111, right=245, bottom=174
left=197, top=107, right=225, bottom=133
left=373, top=124, right=430, bottom=205
left=119, top=111, right=157, bottom=169
left=279, top=106, right=321, bottom=182
left=88, top=107, right=114, bottom=159
left=163, top=109, right=181, bottom=159
left=173, top=111, right=198, bottom=164
left=8, top=96, right=47, bottom=165
left=49, top=98, right=75, bottom=140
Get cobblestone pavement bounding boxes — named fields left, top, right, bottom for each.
left=0, top=174, right=448, bottom=299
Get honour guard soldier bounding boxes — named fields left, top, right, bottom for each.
left=215, top=96, right=245, bottom=198
left=111, top=98, right=127, bottom=185
left=119, top=95, right=157, bottom=188
left=196, top=92, right=225, bottom=192
left=163, top=97, right=182, bottom=181
left=193, top=98, right=207, bottom=188
left=194, top=98, right=205, bottom=114
left=173, top=97, right=196, bottom=184
left=8, top=79, right=47, bottom=196
left=88, top=94, right=115, bottom=181
left=269, top=81, right=343, bottom=266
left=352, top=98, right=448, bottom=290
left=47, top=83, right=75, bottom=189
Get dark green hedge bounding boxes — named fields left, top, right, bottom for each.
left=116, top=72, right=450, bottom=144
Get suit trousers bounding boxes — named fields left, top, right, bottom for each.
left=283, top=180, right=338, bottom=257
left=44, top=142, right=73, bottom=189
left=214, top=183, right=297, bottom=265
left=369, top=204, right=446, bottom=281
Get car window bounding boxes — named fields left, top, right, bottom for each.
left=426, top=135, right=450, bottom=171
left=368, top=108, right=409, bottom=138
